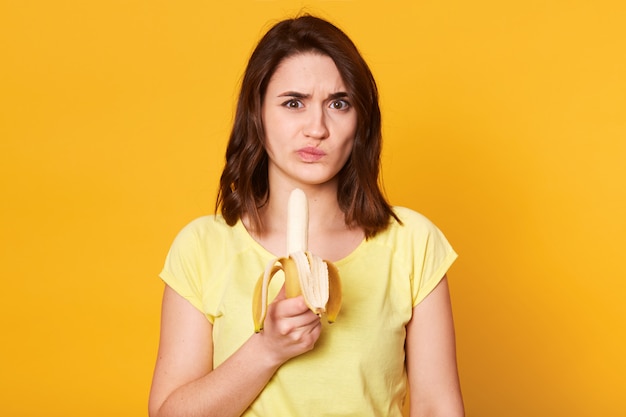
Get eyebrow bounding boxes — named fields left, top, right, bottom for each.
left=277, top=91, right=350, bottom=100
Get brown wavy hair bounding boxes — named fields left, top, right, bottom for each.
left=216, top=14, right=399, bottom=238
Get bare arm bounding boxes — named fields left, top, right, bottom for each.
left=148, top=285, right=322, bottom=417
left=406, top=276, right=464, bottom=417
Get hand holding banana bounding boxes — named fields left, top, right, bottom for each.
left=252, top=188, right=342, bottom=332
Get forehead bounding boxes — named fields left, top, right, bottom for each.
left=267, top=52, right=347, bottom=91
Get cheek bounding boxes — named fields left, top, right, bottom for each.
left=345, top=112, right=358, bottom=137
left=262, top=112, right=279, bottom=147
left=263, top=110, right=292, bottom=141
left=262, top=123, right=287, bottom=160
left=337, top=137, right=355, bottom=164
left=341, top=117, right=358, bottom=152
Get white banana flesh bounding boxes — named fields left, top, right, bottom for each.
left=252, top=188, right=342, bottom=332
left=287, top=188, right=308, bottom=255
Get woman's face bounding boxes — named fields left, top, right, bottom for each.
left=262, top=52, right=357, bottom=189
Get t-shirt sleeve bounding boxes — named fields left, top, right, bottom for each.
left=159, top=219, right=207, bottom=314
left=409, top=214, right=458, bottom=307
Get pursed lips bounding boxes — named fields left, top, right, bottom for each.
left=297, top=146, right=326, bottom=162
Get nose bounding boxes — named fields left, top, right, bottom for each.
left=303, top=106, right=330, bottom=139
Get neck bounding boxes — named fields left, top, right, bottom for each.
left=243, top=181, right=364, bottom=261
left=265, top=183, right=343, bottom=227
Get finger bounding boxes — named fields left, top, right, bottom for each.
left=290, top=308, right=322, bottom=330
left=272, top=295, right=311, bottom=319
left=298, top=319, right=322, bottom=347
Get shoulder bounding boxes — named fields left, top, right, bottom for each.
left=375, top=207, right=455, bottom=257
left=174, top=214, right=229, bottom=238
left=388, top=206, right=444, bottom=237
left=168, top=215, right=234, bottom=253
left=387, top=207, right=458, bottom=302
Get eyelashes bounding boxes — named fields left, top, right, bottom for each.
left=329, top=99, right=350, bottom=110
left=281, top=98, right=352, bottom=111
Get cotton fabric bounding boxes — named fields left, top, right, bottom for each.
left=160, top=207, right=457, bottom=416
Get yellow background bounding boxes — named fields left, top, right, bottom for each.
left=1, top=1, right=624, bottom=416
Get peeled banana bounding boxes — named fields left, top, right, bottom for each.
left=252, top=188, right=342, bottom=332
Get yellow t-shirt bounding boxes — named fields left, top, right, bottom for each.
left=160, top=206, right=457, bottom=416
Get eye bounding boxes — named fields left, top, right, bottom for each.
left=330, top=99, right=351, bottom=110
left=282, top=99, right=304, bottom=109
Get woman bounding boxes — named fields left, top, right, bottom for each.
left=149, top=14, right=464, bottom=417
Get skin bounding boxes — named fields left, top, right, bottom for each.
left=148, top=52, right=464, bottom=417
left=255, top=52, right=363, bottom=260
left=262, top=53, right=356, bottom=193
left=407, top=277, right=465, bottom=416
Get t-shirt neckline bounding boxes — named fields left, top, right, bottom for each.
left=233, top=219, right=367, bottom=266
